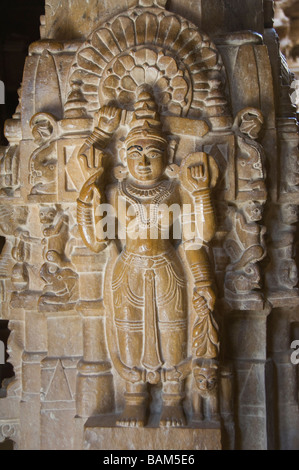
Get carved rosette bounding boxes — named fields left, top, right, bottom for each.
left=0, top=420, right=19, bottom=447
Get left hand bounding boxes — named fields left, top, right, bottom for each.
left=79, top=168, right=104, bottom=204
left=193, top=286, right=216, bottom=313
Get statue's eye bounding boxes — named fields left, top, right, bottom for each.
left=148, top=150, right=164, bottom=159
left=148, top=153, right=159, bottom=159
left=128, top=152, right=141, bottom=160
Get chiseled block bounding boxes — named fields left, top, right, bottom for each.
left=84, top=417, right=222, bottom=450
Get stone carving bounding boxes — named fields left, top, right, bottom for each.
left=1, top=0, right=299, bottom=452
left=0, top=116, right=22, bottom=198
left=224, top=201, right=266, bottom=305
left=29, top=113, right=58, bottom=197
left=38, top=205, right=78, bottom=311
left=0, top=207, right=31, bottom=294
left=39, top=205, right=71, bottom=267
left=278, top=119, right=299, bottom=195
left=77, top=89, right=219, bottom=427
left=67, top=7, right=229, bottom=125
left=233, top=108, right=266, bottom=200
left=223, top=106, right=267, bottom=309
left=192, top=360, right=219, bottom=422
left=266, top=203, right=299, bottom=302
left=0, top=420, right=19, bottom=446
left=39, top=263, right=79, bottom=311
left=0, top=146, right=20, bottom=198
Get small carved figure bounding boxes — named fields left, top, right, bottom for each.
left=266, top=204, right=299, bottom=294
left=285, top=149, right=299, bottom=192
left=29, top=113, right=58, bottom=196
left=192, top=361, right=219, bottom=422
left=38, top=205, right=77, bottom=310
left=0, top=145, right=20, bottom=197
left=38, top=262, right=79, bottom=311
left=224, top=201, right=266, bottom=299
left=233, top=108, right=266, bottom=198
left=39, top=205, right=70, bottom=266
left=77, top=90, right=219, bottom=427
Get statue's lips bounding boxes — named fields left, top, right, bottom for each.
left=137, top=167, right=152, bottom=175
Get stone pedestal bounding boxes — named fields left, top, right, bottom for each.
left=84, top=416, right=222, bottom=450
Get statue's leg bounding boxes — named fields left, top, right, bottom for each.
left=192, top=392, right=204, bottom=421
left=160, top=381, right=186, bottom=427
left=116, top=382, right=149, bottom=427
left=114, top=285, right=148, bottom=426
left=158, top=283, right=188, bottom=427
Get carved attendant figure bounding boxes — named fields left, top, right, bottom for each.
left=77, top=90, right=219, bottom=427
left=29, top=113, right=58, bottom=196
left=233, top=108, right=266, bottom=197
left=192, top=361, right=219, bottom=422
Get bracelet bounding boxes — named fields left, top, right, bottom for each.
left=86, top=127, right=113, bottom=149
left=77, top=199, right=94, bottom=226
left=192, top=189, right=210, bottom=197
left=194, top=190, right=214, bottom=215
left=190, top=262, right=213, bottom=284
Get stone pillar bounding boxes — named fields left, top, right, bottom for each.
left=76, top=305, right=115, bottom=418
left=224, top=305, right=274, bottom=450
left=267, top=308, right=299, bottom=449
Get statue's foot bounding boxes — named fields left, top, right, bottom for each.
left=116, top=405, right=147, bottom=428
left=192, top=412, right=204, bottom=422
left=159, top=405, right=187, bottom=428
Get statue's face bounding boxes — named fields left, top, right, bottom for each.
left=14, top=206, right=29, bottom=226
left=193, top=367, right=218, bottom=392
left=280, top=260, right=298, bottom=287
left=126, top=138, right=167, bottom=183
left=39, top=207, right=57, bottom=225
left=244, top=201, right=263, bottom=222
left=240, top=113, right=263, bottom=139
left=32, top=119, right=53, bottom=146
left=282, top=204, right=298, bottom=225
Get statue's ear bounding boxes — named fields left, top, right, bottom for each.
left=118, top=137, right=127, bottom=165
left=114, top=165, right=129, bottom=182
left=119, top=148, right=127, bottom=165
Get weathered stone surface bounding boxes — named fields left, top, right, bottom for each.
left=0, top=0, right=298, bottom=452
left=84, top=419, right=222, bottom=450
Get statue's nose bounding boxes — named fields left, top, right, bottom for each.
left=140, top=154, right=150, bottom=165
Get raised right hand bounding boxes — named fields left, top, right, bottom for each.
left=98, top=106, right=122, bottom=134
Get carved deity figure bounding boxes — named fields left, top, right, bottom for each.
left=29, top=113, right=57, bottom=196
left=77, top=90, right=219, bottom=427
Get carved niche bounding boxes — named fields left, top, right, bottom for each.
left=0, top=0, right=276, bottom=451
